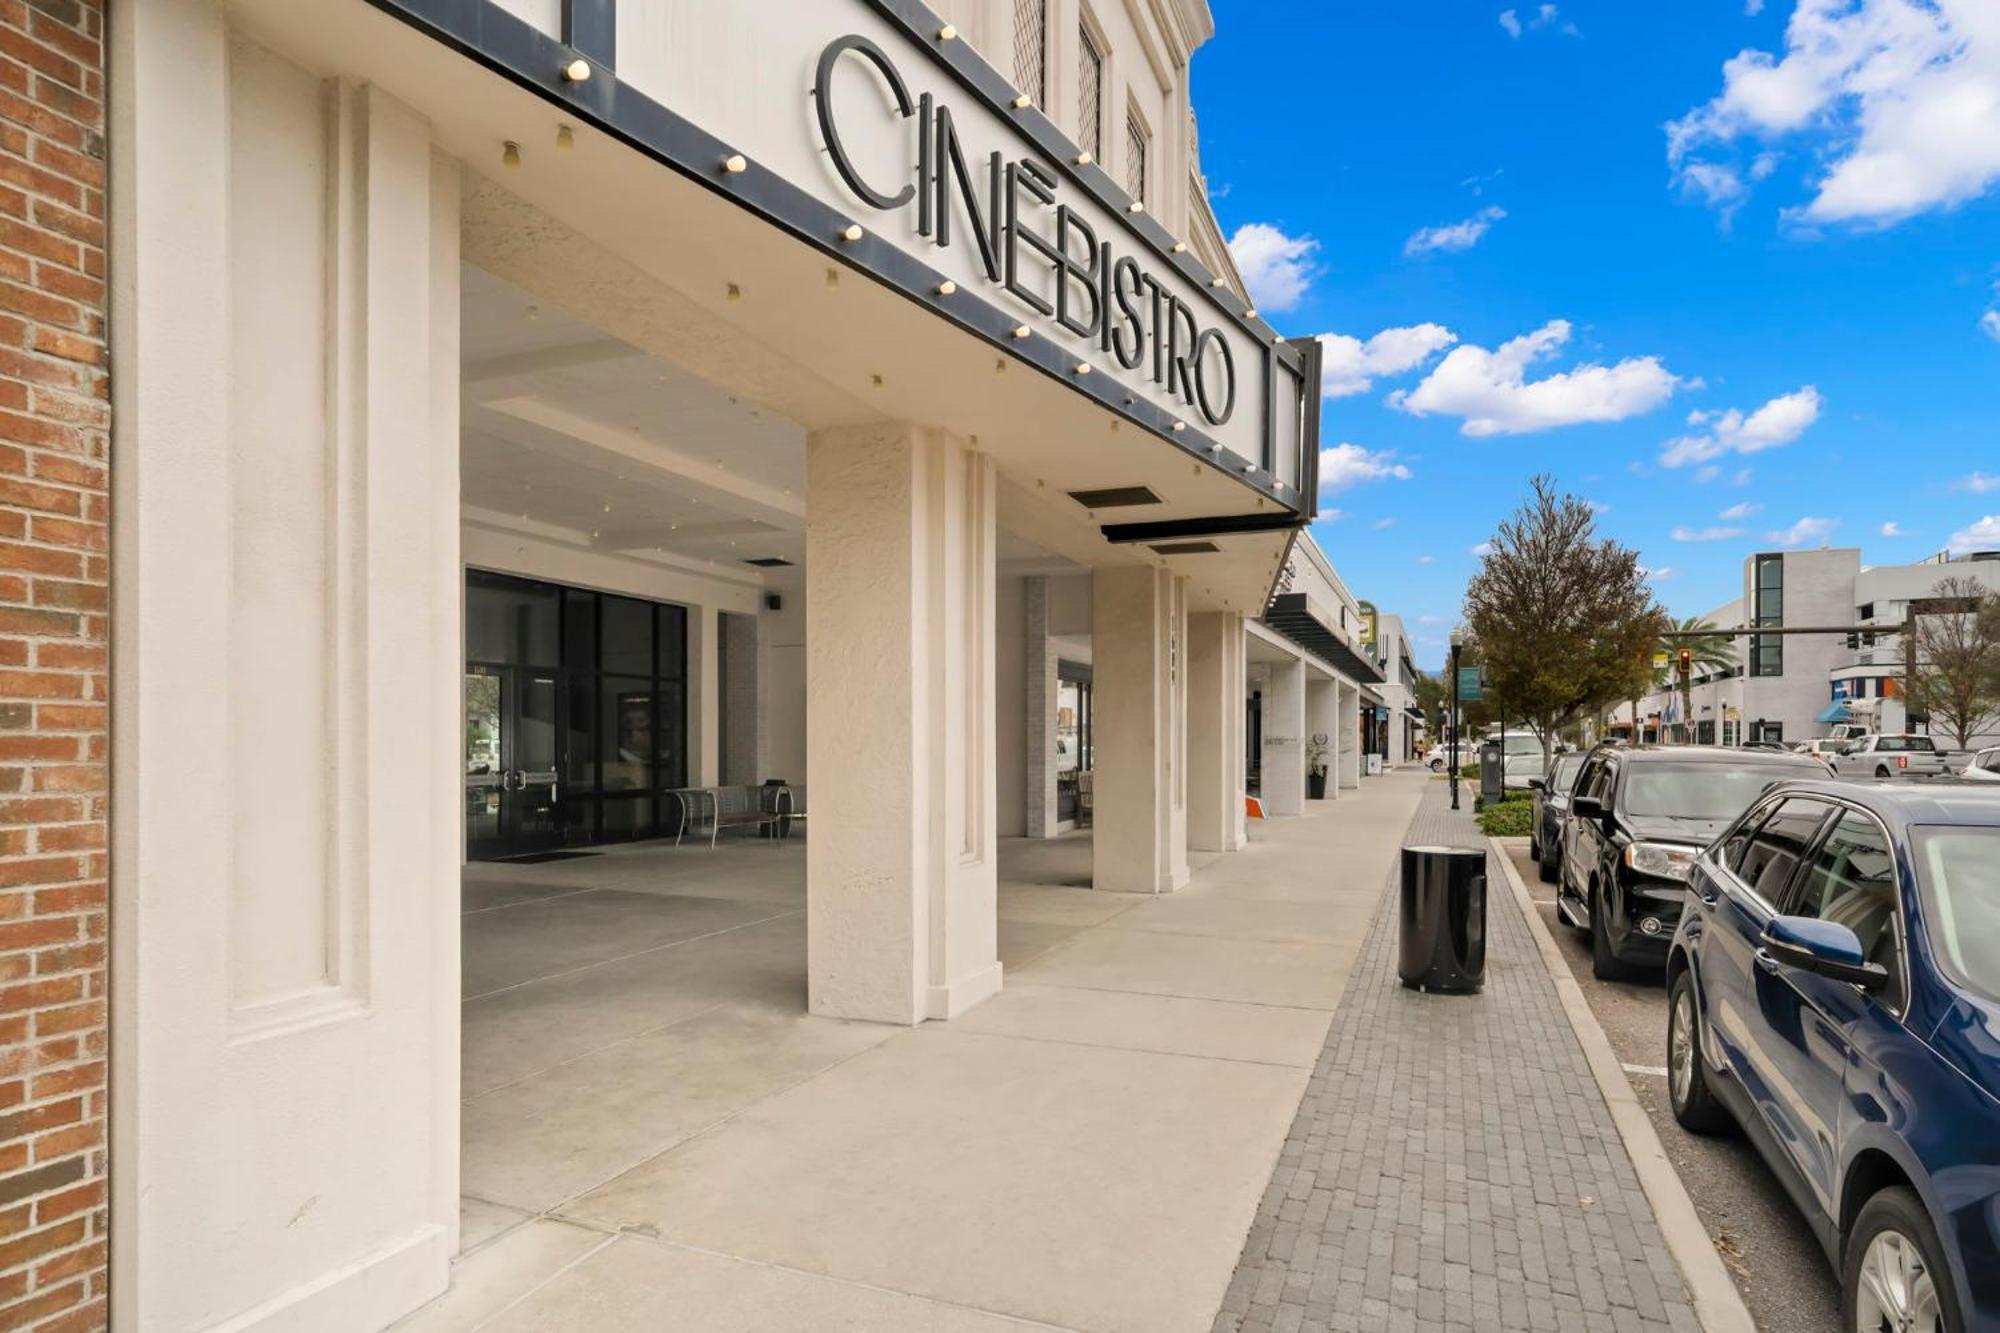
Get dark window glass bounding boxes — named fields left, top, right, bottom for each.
left=601, top=677, right=652, bottom=792
left=658, top=605, right=687, bottom=682
left=563, top=588, right=597, bottom=671
left=602, top=596, right=654, bottom=676
left=1858, top=602, right=1874, bottom=621
left=1787, top=812, right=1904, bottom=1007
left=1752, top=555, right=1784, bottom=677
left=1913, top=827, right=2000, bottom=1004
left=563, top=674, right=596, bottom=792
left=1722, top=800, right=1780, bottom=873
left=1876, top=736, right=1934, bottom=752
left=465, top=574, right=559, bottom=667
left=601, top=794, right=654, bottom=840
left=1734, top=798, right=1831, bottom=903
left=654, top=680, right=687, bottom=789
left=1621, top=763, right=1803, bottom=820
left=1549, top=754, right=1585, bottom=794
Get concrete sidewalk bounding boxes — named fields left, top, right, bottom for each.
left=1212, top=781, right=1702, bottom=1333
left=403, top=773, right=1428, bottom=1332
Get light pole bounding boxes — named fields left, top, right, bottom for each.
left=1448, top=629, right=1464, bottom=811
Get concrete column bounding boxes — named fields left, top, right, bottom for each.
left=1338, top=679, right=1362, bottom=788
left=1260, top=657, right=1307, bottom=815
left=1023, top=576, right=1058, bottom=837
left=1307, top=676, right=1340, bottom=802
left=806, top=422, right=1000, bottom=1024
left=1187, top=610, right=1245, bottom=852
left=1092, top=566, right=1189, bottom=893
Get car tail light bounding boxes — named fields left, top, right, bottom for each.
left=1898, top=755, right=1908, bottom=770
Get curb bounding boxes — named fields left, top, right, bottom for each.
left=1488, top=837, right=1757, bottom=1333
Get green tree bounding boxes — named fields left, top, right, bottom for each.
left=1658, top=617, right=1738, bottom=744
left=1412, top=669, right=1449, bottom=744
left=1463, top=476, right=1666, bottom=770
left=1908, top=576, right=2000, bottom=749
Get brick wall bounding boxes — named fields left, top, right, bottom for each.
left=0, top=0, right=108, bottom=1327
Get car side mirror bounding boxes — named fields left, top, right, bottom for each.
left=1527, top=777, right=1546, bottom=792
left=1570, top=794, right=1603, bottom=819
left=1761, top=917, right=1889, bottom=992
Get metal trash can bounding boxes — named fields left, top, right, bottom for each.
left=1479, top=739, right=1504, bottom=802
left=1398, top=845, right=1487, bottom=992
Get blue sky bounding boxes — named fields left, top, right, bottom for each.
left=1192, top=0, right=2000, bottom=669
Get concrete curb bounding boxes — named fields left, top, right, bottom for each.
left=1488, top=837, right=1758, bottom=1333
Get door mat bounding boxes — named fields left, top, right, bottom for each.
left=495, top=850, right=604, bottom=865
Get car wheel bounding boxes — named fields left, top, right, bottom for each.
left=1875, top=765, right=1893, bottom=780
left=1537, top=848, right=1557, bottom=884
left=1843, top=1187, right=1961, bottom=1333
left=1528, top=832, right=1540, bottom=862
left=1429, top=758, right=1443, bottom=772
left=1591, top=884, right=1628, bottom=981
left=1667, top=971, right=1730, bottom=1134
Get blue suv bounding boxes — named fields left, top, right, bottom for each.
left=1666, top=780, right=2000, bottom=1333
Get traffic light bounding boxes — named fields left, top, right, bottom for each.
left=1676, top=646, right=1693, bottom=676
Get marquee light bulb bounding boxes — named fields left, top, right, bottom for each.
left=1210, top=277, right=1227, bottom=288
left=1243, top=308, right=1258, bottom=320
left=722, top=153, right=748, bottom=174
left=936, top=280, right=957, bottom=296
left=1013, top=95, right=1032, bottom=110
left=1172, top=421, right=1187, bottom=432
left=1073, top=362, right=1091, bottom=375
left=937, top=24, right=957, bottom=41
left=1171, top=241, right=1187, bottom=253
left=840, top=224, right=863, bottom=242
left=561, top=58, right=591, bottom=82
left=1127, top=202, right=1144, bottom=214
left=1012, top=325, right=1031, bottom=339
left=1074, top=152, right=1093, bottom=166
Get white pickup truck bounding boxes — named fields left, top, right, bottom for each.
left=1825, top=733, right=1953, bottom=779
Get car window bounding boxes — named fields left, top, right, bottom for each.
left=1913, top=827, right=2000, bottom=1005
left=1721, top=799, right=1780, bottom=872
left=1619, top=764, right=1808, bottom=820
left=1732, top=798, right=1833, bottom=904
left=1875, top=737, right=1934, bottom=752
left=1981, top=750, right=2000, bottom=774
left=1549, top=754, right=1584, bottom=793
left=1573, top=757, right=1603, bottom=800
left=1785, top=812, right=1905, bottom=1009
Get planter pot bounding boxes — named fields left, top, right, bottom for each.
left=1307, top=771, right=1328, bottom=800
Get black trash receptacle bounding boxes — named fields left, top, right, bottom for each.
left=1398, top=845, right=1487, bottom=992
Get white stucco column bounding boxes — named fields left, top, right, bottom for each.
left=1092, top=565, right=1189, bottom=893
left=1186, top=610, right=1245, bottom=852
left=1307, top=675, right=1340, bottom=802
left=1260, top=656, right=1307, bottom=815
left=1023, top=576, right=1059, bottom=838
left=112, top=15, right=460, bottom=1326
left=806, top=422, right=1000, bottom=1024
left=1338, top=679, right=1362, bottom=789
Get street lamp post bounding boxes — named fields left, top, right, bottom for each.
left=1448, top=629, right=1464, bottom=811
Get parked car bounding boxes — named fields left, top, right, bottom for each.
left=1527, top=752, right=1586, bottom=884
left=1962, top=747, right=2000, bottom=782
left=1665, top=781, right=2000, bottom=1333
left=1741, top=739, right=1791, bottom=753
left=1558, top=745, right=1826, bottom=979
left=1794, top=738, right=1851, bottom=770
left=1828, top=733, right=1953, bottom=780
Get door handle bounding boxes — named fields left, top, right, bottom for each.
left=1754, top=947, right=1781, bottom=976
left=1696, top=884, right=1719, bottom=907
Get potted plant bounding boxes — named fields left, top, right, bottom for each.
left=1306, top=732, right=1330, bottom=799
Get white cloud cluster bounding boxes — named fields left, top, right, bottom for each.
left=1318, top=442, right=1413, bottom=494
left=1500, top=5, right=1577, bottom=39
left=1769, top=515, right=1838, bottom=546
left=1391, top=320, right=1679, bottom=436
left=1957, top=472, right=2000, bottom=493
left=1227, top=223, right=1318, bottom=314
left=1404, top=207, right=1508, bottom=256
left=1641, top=565, right=1677, bottom=582
left=1950, top=516, right=2000, bottom=553
left=1659, top=386, right=1822, bottom=468
left=1318, top=324, right=1458, bottom=398
left=1668, top=0, right=2000, bottom=226
left=1719, top=501, right=1763, bottom=519
left=1983, top=309, right=2000, bottom=342
left=1880, top=520, right=1907, bottom=537
left=1671, top=525, right=1744, bottom=542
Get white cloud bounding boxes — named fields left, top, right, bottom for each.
left=1404, top=207, right=1508, bottom=256
left=1694, top=464, right=1723, bottom=484
left=1982, top=309, right=2000, bottom=342
left=1679, top=162, right=1747, bottom=218
left=1746, top=0, right=1766, bottom=13
left=1719, top=501, right=1763, bottom=519
left=1227, top=223, right=1318, bottom=313
left=1641, top=565, right=1677, bottom=581
left=1502, top=6, right=1577, bottom=39
left=1672, top=525, right=1745, bottom=542
left=1416, top=555, right=1437, bottom=565
left=1660, top=386, right=1822, bottom=467
left=1470, top=541, right=1495, bottom=557
left=1956, top=472, right=2000, bottom=493
left=1586, top=499, right=1612, bottom=514
left=1668, top=0, right=2000, bottom=227
left=1371, top=517, right=1397, bottom=530
left=1880, top=520, right=1907, bottom=537
left=1317, top=324, right=1458, bottom=398
left=1949, top=515, right=2000, bottom=553
left=1318, top=442, right=1413, bottom=494
left=1499, top=9, right=1522, bottom=38
left=1731, top=467, right=1754, bottom=486
left=1318, top=508, right=1346, bottom=524
left=1769, top=515, right=1838, bottom=546
left=1391, top=320, right=1680, bottom=436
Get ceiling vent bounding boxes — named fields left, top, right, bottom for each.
left=1149, top=541, right=1220, bottom=555
left=1067, top=485, right=1161, bottom=509
left=743, top=557, right=794, bottom=568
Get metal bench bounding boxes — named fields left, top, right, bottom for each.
left=663, top=785, right=799, bottom=848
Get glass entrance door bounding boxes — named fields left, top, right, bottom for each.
left=464, top=665, right=563, bottom=859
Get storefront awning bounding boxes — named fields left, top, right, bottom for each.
left=1815, top=701, right=1853, bottom=723
left=1262, top=594, right=1386, bottom=685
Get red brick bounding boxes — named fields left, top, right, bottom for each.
left=0, top=1275, right=84, bottom=1326
left=27, top=707, right=92, bottom=732
left=28, top=881, right=97, bottom=911
left=0, top=799, right=77, bottom=826
left=0, top=916, right=71, bottom=951
left=28, top=643, right=93, bottom=670
left=22, top=517, right=97, bottom=552
left=29, top=1000, right=96, bottom=1037
left=24, top=1064, right=95, bottom=1106
left=28, top=765, right=98, bottom=792
left=33, top=1235, right=103, bottom=1286
left=24, top=326, right=93, bottom=366
left=0, top=671, right=76, bottom=699
left=25, top=578, right=95, bottom=611
left=0, top=977, right=78, bottom=1014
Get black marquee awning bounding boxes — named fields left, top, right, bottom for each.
left=1262, top=594, right=1386, bottom=685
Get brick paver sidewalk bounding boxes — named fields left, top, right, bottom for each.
left=1212, top=781, right=1702, bottom=1333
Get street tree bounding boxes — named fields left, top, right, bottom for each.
left=1463, top=476, right=1665, bottom=770
left=1908, top=576, right=2000, bottom=750
left=1659, top=617, right=1738, bottom=744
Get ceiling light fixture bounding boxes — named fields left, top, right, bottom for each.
left=1012, top=94, right=1032, bottom=109
left=840, top=224, right=863, bottom=242
left=721, top=153, right=748, bottom=174
left=561, top=57, right=590, bottom=82
left=937, top=24, right=957, bottom=40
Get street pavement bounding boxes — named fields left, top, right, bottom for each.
left=1501, top=839, right=1840, bottom=1333
left=1213, top=781, right=1701, bottom=1333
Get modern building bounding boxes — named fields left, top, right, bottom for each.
left=1622, top=546, right=2000, bottom=747
left=1368, top=610, right=1423, bottom=765
left=0, top=0, right=1345, bottom=1327
left=1250, top=534, right=1382, bottom=809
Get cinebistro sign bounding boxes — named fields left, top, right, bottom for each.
left=812, top=35, right=1237, bottom=429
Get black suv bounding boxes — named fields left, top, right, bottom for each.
left=1557, top=745, right=1826, bottom=979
